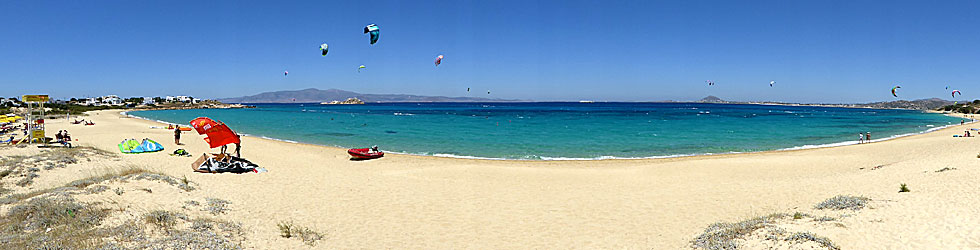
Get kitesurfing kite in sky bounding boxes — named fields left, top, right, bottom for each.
left=284, top=70, right=288, bottom=77
left=952, top=90, right=962, bottom=98
left=770, top=80, right=775, bottom=87
left=435, top=55, right=444, bottom=66
left=706, top=80, right=714, bottom=86
left=891, top=86, right=901, bottom=97
left=320, top=43, right=328, bottom=56
left=358, top=65, right=366, bottom=72
left=364, top=24, right=380, bottom=45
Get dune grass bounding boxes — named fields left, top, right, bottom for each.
left=0, top=196, right=110, bottom=249
left=814, top=195, right=870, bottom=210
left=691, top=213, right=788, bottom=250
left=0, top=168, right=241, bottom=249
left=278, top=220, right=325, bottom=246
left=784, top=232, right=840, bottom=250
left=205, top=197, right=231, bottom=215
left=691, top=213, right=841, bottom=250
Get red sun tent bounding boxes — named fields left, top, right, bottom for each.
left=189, top=117, right=241, bottom=148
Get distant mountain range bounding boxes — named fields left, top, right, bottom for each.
left=695, top=96, right=958, bottom=110
left=216, top=89, right=963, bottom=110
left=217, top=88, right=523, bottom=103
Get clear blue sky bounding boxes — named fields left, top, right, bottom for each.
left=2, top=0, right=978, bottom=103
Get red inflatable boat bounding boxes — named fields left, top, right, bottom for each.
left=348, top=147, right=384, bottom=159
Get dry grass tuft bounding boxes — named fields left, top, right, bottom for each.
left=814, top=195, right=870, bottom=210
left=784, top=232, right=840, bottom=250
left=277, top=220, right=325, bottom=246
left=0, top=196, right=110, bottom=249
left=691, top=213, right=788, bottom=250
left=0, top=147, right=117, bottom=191
left=144, top=210, right=184, bottom=229
left=205, top=198, right=231, bottom=215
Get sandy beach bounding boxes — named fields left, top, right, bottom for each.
left=3, top=109, right=978, bottom=249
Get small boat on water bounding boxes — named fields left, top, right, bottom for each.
left=348, top=146, right=384, bottom=159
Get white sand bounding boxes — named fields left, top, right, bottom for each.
left=28, top=110, right=980, bottom=249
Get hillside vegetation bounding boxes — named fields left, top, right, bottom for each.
left=938, top=100, right=980, bottom=114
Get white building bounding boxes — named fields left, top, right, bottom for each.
left=165, top=95, right=199, bottom=103
left=0, top=98, right=19, bottom=107
left=99, top=95, right=122, bottom=106
left=78, top=95, right=123, bottom=106
left=82, top=98, right=98, bottom=106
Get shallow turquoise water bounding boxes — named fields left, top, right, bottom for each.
left=128, top=103, right=962, bottom=160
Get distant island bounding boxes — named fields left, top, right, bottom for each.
left=218, top=88, right=523, bottom=103
left=699, top=96, right=725, bottom=103
left=321, top=97, right=365, bottom=105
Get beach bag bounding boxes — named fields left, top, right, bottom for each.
left=173, top=149, right=190, bottom=156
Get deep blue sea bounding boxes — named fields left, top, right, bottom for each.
left=128, top=103, right=962, bottom=160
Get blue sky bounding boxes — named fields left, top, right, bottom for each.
left=1, top=0, right=978, bottom=103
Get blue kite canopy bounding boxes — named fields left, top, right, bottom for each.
left=363, top=24, right=380, bottom=45
left=119, top=138, right=164, bottom=154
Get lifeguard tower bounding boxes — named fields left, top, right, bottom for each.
left=22, top=95, right=48, bottom=144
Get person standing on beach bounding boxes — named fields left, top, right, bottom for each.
left=174, top=126, right=182, bottom=145
left=866, top=132, right=871, bottom=142
left=858, top=133, right=864, bottom=144
left=233, top=134, right=241, bottom=158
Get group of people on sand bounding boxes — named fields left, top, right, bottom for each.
left=54, top=130, right=72, bottom=147
left=71, top=119, right=95, bottom=125
left=857, top=131, right=872, bottom=144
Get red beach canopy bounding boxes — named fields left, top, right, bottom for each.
left=189, top=117, right=240, bottom=148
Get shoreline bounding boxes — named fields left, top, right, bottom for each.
left=122, top=109, right=974, bottom=162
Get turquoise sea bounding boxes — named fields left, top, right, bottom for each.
left=128, top=103, right=962, bottom=160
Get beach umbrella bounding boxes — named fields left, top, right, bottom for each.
left=189, top=117, right=240, bottom=148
